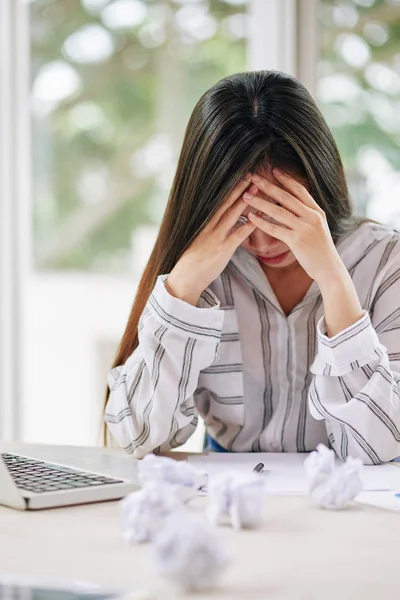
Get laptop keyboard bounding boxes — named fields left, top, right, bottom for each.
left=1, top=453, right=124, bottom=494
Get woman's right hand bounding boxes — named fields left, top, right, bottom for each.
left=166, top=177, right=257, bottom=306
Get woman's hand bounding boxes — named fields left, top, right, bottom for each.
left=243, top=169, right=345, bottom=286
left=166, top=177, right=257, bottom=306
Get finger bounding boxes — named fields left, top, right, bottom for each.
left=227, top=220, right=257, bottom=250
left=207, top=176, right=252, bottom=230
left=247, top=211, right=291, bottom=243
left=218, top=186, right=257, bottom=233
left=218, top=197, right=248, bottom=231
left=244, top=193, right=297, bottom=229
left=250, top=174, right=307, bottom=217
left=272, top=169, right=323, bottom=213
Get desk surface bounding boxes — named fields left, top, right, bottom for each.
left=1, top=443, right=400, bottom=600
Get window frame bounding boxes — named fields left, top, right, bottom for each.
left=0, top=0, right=31, bottom=440
left=247, top=0, right=318, bottom=95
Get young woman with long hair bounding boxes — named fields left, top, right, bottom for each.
left=105, top=70, right=400, bottom=464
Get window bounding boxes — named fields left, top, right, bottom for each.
left=3, top=0, right=398, bottom=449
left=31, top=0, right=248, bottom=273
left=318, top=0, right=400, bottom=223
left=25, top=0, right=249, bottom=445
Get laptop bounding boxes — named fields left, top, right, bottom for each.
left=0, top=577, right=126, bottom=600
left=0, top=451, right=140, bottom=510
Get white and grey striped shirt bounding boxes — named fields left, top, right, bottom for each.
left=105, top=222, right=400, bottom=464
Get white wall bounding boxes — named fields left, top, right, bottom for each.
left=22, top=273, right=135, bottom=445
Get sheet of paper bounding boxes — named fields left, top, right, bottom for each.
left=188, top=453, right=400, bottom=495
left=355, top=491, right=400, bottom=513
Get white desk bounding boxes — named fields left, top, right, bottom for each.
left=1, top=443, right=400, bottom=600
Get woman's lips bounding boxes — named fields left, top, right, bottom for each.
left=257, top=250, right=290, bottom=265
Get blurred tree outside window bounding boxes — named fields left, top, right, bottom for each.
left=31, top=0, right=400, bottom=276
left=318, top=0, right=400, bottom=224
left=30, top=0, right=248, bottom=274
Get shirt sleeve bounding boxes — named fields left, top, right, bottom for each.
left=104, top=275, right=224, bottom=458
left=308, top=259, right=400, bottom=464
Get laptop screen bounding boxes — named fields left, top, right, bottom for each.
left=0, top=583, right=120, bottom=600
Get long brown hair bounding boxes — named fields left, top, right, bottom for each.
left=104, top=69, right=364, bottom=428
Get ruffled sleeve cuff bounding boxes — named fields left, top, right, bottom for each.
left=147, top=275, right=224, bottom=341
left=310, top=311, right=386, bottom=376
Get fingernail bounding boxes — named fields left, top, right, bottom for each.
left=243, top=192, right=253, bottom=200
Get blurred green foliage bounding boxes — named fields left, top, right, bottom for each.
left=318, top=0, right=400, bottom=171
left=31, top=0, right=247, bottom=271
left=30, top=0, right=399, bottom=271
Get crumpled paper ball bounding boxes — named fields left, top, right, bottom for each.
left=206, top=471, right=265, bottom=529
left=138, top=454, right=207, bottom=502
left=152, top=511, right=230, bottom=591
left=121, top=481, right=184, bottom=544
left=304, top=444, right=363, bottom=510
left=304, top=442, right=335, bottom=481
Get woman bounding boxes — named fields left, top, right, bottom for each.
left=105, top=70, right=400, bottom=464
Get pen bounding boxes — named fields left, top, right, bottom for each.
left=252, top=462, right=264, bottom=474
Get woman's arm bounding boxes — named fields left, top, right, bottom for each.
left=309, top=253, right=400, bottom=464
left=105, top=275, right=224, bottom=458
left=242, top=170, right=400, bottom=463
left=106, top=176, right=258, bottom=457
left=316, top=262, right=365, bottom=337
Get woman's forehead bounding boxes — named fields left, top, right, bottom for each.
left=253, top=168, right=310, bottom=192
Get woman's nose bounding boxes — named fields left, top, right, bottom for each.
left=249, top=227, right=278, bottom=248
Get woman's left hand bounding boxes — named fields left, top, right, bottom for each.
left=244, top=169, right=345, bottom=285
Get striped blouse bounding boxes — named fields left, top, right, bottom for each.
left=105, top=222, right=400, bottom=464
